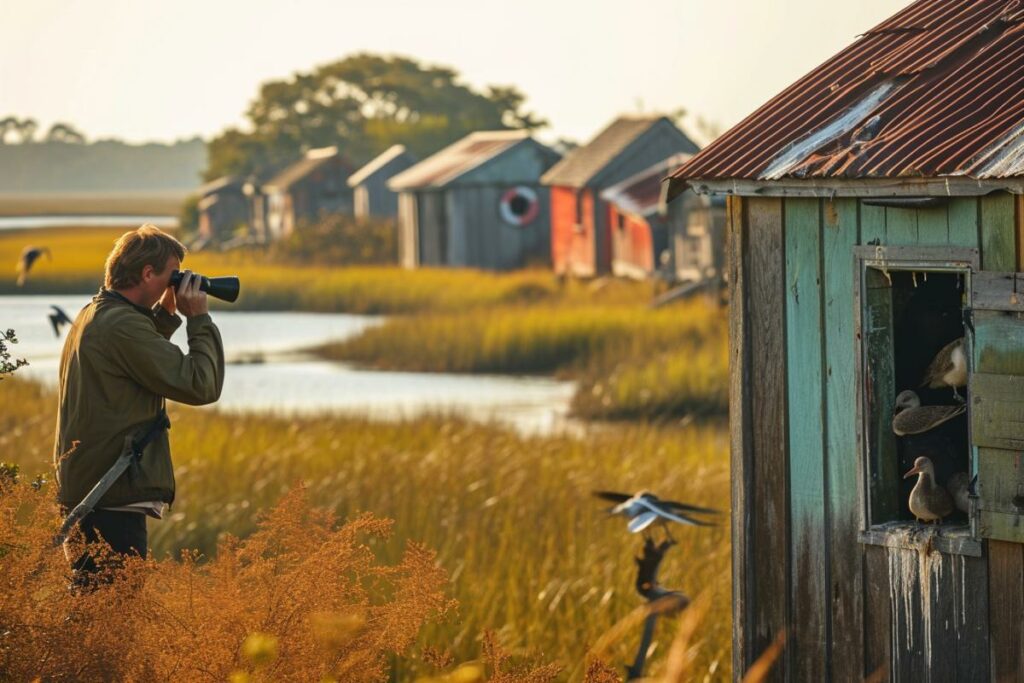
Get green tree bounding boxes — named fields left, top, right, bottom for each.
left=45, top=122, right=86, bottom=144
left=205, top=53, right=547, bottom=180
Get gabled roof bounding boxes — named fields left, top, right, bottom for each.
left=601, top=153, right=693, bottom=217
left=264, top=146, right=346, bottom=191
left=198, top=175, right=243, bottom=197
left=668, top=0, right=1024, bottom=198
left=347, top=145, right=416, bottom=187
left=541, top=115, right=687, bottom=188
left=388, top=130, right=532, bottom=190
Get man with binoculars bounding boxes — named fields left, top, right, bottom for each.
left=54, top=224, right=226, bottom=582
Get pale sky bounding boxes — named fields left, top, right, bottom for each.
left=4, top=0, right=911, bottom=146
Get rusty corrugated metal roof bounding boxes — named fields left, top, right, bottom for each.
left=541, top=115, right=674, bottom=188
left=388, top=131, right=531, bottom=190
left=600, top=153, right=693, bottom=217
left=668, top=0, right=1024, bottom=196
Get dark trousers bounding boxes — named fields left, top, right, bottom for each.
left=67, top=509, right=148, bottom=584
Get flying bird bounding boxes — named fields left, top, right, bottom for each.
left=593, top=490, right=719, bottom=541
left=921, top=337, right=967, bottom=400
left=48, top=305, right=73, bottom=338
left=16, top=246, right=51, bottom=286
left=892, top=389, right=966, bottom=436
left=904, top=456, right=954, bottom=523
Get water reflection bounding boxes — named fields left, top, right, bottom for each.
left=2, top=295, right=575, bottom=434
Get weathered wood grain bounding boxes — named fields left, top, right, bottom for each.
left=981, top=193, right=1016, bottom=272
left=863, top=545, right=892, bottom=681
left=886, top=207, right=919, bottom=246
left=785, top=197, right=828, bottom=681
left=746, top=197, right=790, bottom=681
left=987, top=540, right=1024, bottom=683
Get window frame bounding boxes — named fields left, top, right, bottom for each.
left=853, top=244, right=982, bottom=557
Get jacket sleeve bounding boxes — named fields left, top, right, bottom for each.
left=111, top=312, right=225, bottom=406
left=150, top=305, right=183, bottom=340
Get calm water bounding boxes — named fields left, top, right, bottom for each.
left=1, top=295, right=575, bottom=433
left=0, top=215, right=177, bottom=231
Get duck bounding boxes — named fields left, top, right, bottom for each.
left=946, top=471, right=972, bottom=514
left=904, top=456, right=954, bottom=523
left=921, top=337, right=967, bottom=400
left=892, top=390, right=966, bottom=436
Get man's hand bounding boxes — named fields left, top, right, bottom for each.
left=174, top=270, right=209, bottom=318
left=157, top=285, right=177, bottom=316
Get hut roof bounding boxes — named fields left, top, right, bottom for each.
left=388, top=131, right=531, bottom=190
left=668, top=0, right=1024, bottom=197
left=263, top=147, right=345, bottom=192
left=347, top=145, right=414, bottom=187
left=600, top=153, right=693, bottom=218
left=541, top=115, right=680, bottom=188
left=198, top=175, right=244, bottom=197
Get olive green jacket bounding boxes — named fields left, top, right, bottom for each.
left=54, top=290, right=225, bottom=508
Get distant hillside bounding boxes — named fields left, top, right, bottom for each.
left=0, top=139, right=206, bottom=193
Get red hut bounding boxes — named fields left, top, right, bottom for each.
left=541, top=115, right=698, bottom=277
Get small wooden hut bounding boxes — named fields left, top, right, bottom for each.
left=541, top=115, right=699, bottom=277
left=347, top=145, right=417, bottom=219
left=197, top=176, right=248, bottom=243
left=261, top=146, right=354, bottom=239
left=388, top=131, right=560, bottom=270
left=666, top=2, right=1024, bottom=680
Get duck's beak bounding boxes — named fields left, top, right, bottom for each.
left=903, top=466, right=921, bottom=479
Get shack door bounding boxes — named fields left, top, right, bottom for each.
left=970, top=271, right=1024, bottom=543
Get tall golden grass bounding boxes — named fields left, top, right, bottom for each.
left=2, top=379, right=731, bottom=679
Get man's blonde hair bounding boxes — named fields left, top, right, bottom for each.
left=104, top=224, right=186, bottom=290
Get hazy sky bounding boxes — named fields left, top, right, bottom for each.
left=4, top=0, right=911, bottom=145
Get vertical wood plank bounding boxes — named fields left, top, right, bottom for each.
left=955, top=554, right=990, bottom=683
left=861, top=203, right=887, bottom=244
left=886, top=207, right=919, bottom=246
left=980, top=193, right=1016, bottom=271
left=890, top=548, right=926, bottom=682
left=863, top=545, right=892, bottom=681
left=746, top=197, right=790, bottom=681
left=917, top=206, right=949, bottom=245
left=823, top=198, right=864, bottom=682
left=785, top=197, right=828, bottom=682
left=728, top=195, right=752, bottom=677
left=948, top=197, right=980, bottom=248
left=988, top=540, right=1024, bottom=682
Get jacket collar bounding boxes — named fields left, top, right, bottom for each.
left=97, top=288, right=154, bottom=317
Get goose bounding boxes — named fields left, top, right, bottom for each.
left=892, top=390, right=966, bottom=436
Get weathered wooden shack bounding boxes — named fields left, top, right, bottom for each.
left=347, top=145, right=417, bottom=219
left=600, top=153, right=724, bottom=284
left=262, top=146, right=354, bottom=239
left=197, top=176, right=248, bottom=243
left=388, top=130, right=560, bottom=270
left=541, top=115, right=699, bottom=277
left=666, top=2, right=1024, bottom=680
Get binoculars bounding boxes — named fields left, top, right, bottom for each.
left=169, top=270, right=240, bottom=303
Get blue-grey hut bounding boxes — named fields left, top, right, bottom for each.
left=388, top=131, right=561, bottom=270
left=347, top=145, right=417, bottom=219
left=666, top=1, right=1024, bottom=680
left=197, top=176, right=248, bottom=243
left=261, top=146, right=354, bottom=239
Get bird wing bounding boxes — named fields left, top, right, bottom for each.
left=52, top=305, right=72, bottom=324
left=921, top=338, right=962, bottom=388
left=592, top=490, right=633, bottom=504
left=638, top=497, right=715, bottom=526
left=628, top=512, right=659, bottom=533
left=660, top=499, right=721, bottom=515
left=892, top=404, right=966, bottom=436
left=48, top=312, right=60, bottom=338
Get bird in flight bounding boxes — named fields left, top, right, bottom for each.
left=593, top=490, right=719, bottom=541
left=16, top=246, right=51, bottom=286
left=48, top=305, right=73, bottom=338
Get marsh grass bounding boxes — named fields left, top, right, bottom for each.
left=3, top=379, right=731, bottom=679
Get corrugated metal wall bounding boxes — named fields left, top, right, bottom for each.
left=732, top=192, right=1024, bottom=681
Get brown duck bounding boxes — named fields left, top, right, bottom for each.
left=921, top=337, right=967, bottom=399
left=904, top=456, right=954, bottom=523
left=892, top=390, right=966, bottom=436
left=946, top=471, right=971, bottom=514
